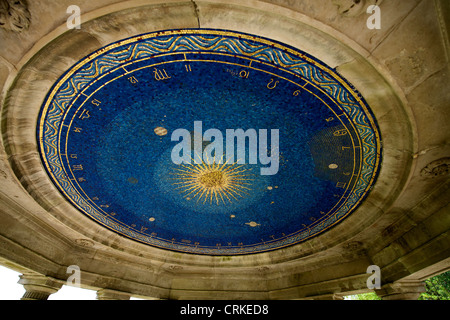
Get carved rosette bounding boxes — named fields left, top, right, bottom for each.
left=420, top=158, right=450, bottom=178
left=332, top=0, right=383, bottom=17
left=0, top=0, right=30, bottom=32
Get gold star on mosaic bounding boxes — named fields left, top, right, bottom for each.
left=171, top=156, right=254, bottom=205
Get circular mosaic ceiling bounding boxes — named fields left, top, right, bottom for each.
left=37, top=29, right=381, bottom=255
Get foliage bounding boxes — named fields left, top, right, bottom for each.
left=347, top=270, right=450, bottom=300
left=419, top=270, right=450, bottom=300
left=350, top=292, right=381, bottom=300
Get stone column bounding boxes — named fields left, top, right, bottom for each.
left=375, top=280, right=426, bottom=300
left=18, top=274, right=64, bottom=300
left=96, top=288, right=131, bottom=300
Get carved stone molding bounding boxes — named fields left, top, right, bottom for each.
left=0, top=0, right=424, bottom=300
left=18, top=274, right=63, bottom=300
left=343, top=240, right=363, bottom=251
left=74, top=238, right=95, bottom=247
left=375, top=280, right=426, bottom=300
left=97, top=288, right=131, bottom=300
left=0, top=0, right=30, bottom=32
left=332, top=0, right=383, bottom=17
left=421, top=157, right=450, bottom=178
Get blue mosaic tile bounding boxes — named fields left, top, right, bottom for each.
left=37, top=29, right=382, bottom=255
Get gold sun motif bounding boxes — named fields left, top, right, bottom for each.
left=171, top=157, right=254, bottom=205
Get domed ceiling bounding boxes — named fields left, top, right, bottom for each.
left=37, top=28, right=381, bottom=255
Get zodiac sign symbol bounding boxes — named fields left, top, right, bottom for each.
left=333, top=129, right=348, bottom=136
left=154, top=68, right=171, bottom=81
left=78, top=109, right=90, bottom=120
left=267, top=78, right=279, bottom=90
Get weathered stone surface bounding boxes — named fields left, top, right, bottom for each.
left=373, top=0, right=447, bottom=91
left=0, top=0, right=448, bottom=300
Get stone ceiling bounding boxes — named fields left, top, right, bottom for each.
left=0, top=0, right=448, bottom=299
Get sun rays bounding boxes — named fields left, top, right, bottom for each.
left=170, top=155, right=254, bottom=205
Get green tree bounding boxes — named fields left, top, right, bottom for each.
left=347, top=270, right=450, bottom=300
left=351, top=292, right=381, bottom=300
left=419, top=270, right=450, bottom=300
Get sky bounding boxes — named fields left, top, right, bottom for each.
left=0, top=265, right=147, bottom=300
left=1, top=264, right=358, bottom=300
left=0, top=264, right=97, bottom=300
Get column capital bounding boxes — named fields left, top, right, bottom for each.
left=375, top=280, right=426, bottom=300
left=18, top=274, right=64, bottom=300
left=96, top=288, right=131, bottom=300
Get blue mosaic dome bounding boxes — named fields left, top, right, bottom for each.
left=37, top=29, right=381, bottom=255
